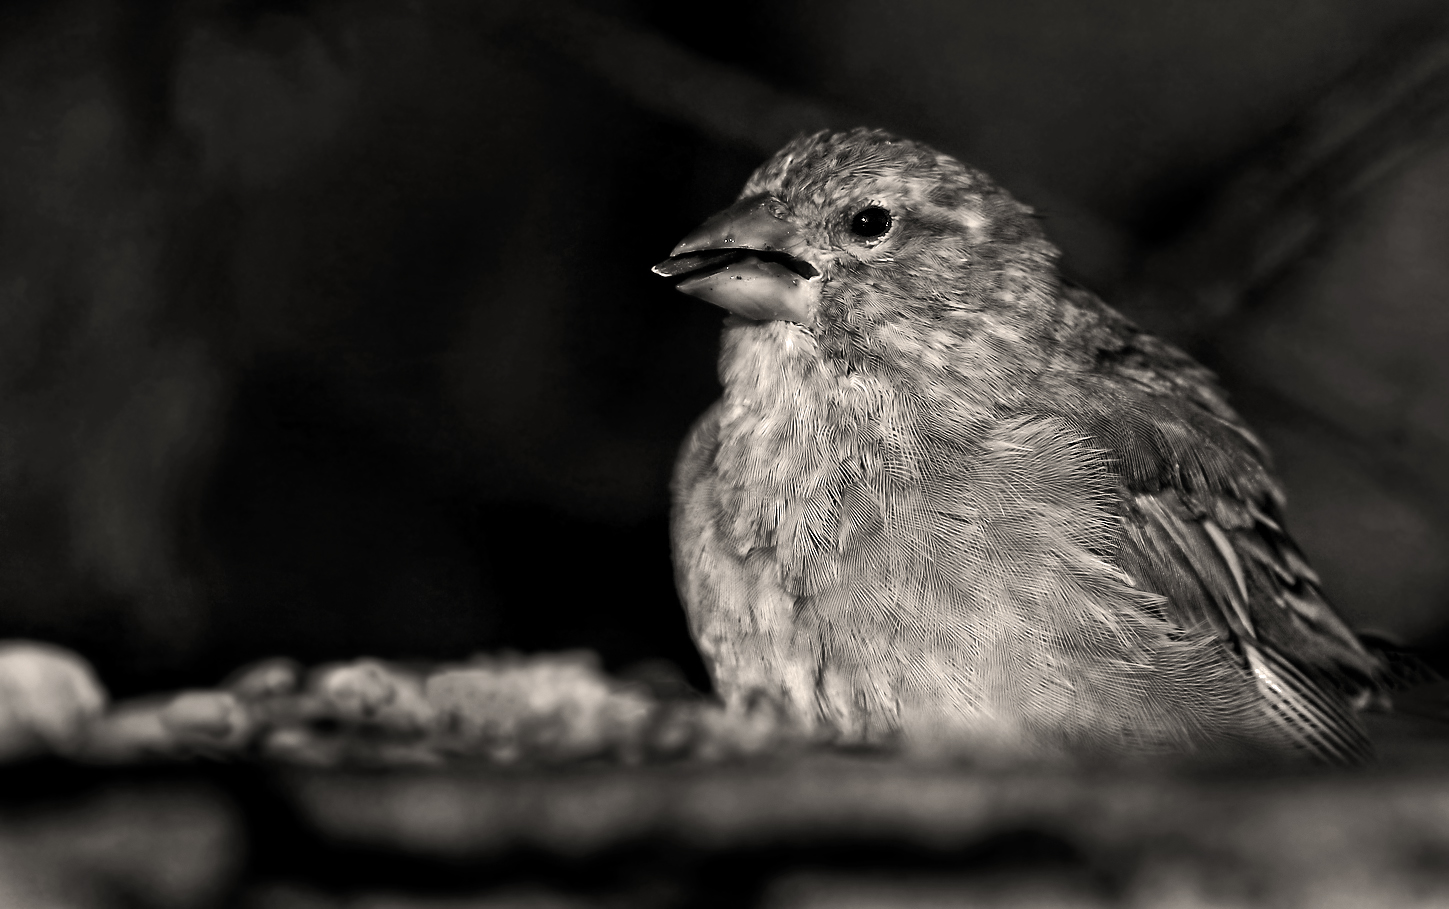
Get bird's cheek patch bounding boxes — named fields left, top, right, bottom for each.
left=951, top=207, right=992, bottom=245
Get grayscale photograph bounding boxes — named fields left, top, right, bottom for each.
left=0, top=0, right=1446, bottom=906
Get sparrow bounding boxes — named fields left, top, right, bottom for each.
left=653, top=128, right=1382, bottom=763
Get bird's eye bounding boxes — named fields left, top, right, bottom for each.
left=849, top=206, right=892, bottom=239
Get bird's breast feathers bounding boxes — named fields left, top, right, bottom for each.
left=675, top=320, right=1281, bottom=757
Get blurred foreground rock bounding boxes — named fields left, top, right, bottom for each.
left=0, top=782, right=239, bottom=909
left=0, top=642, right=1447, bottom=908
left=277, top=742, right=1449, bottom=908
left=2, top=725, right=1448, bottom=908
left=0, top=643, right=796, bottom=769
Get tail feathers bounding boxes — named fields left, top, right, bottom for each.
left=1246, top=645, right=1373, bottom=766
left=1359, top=632, right=1443, bottom=688
left=1353, top=632, right=1449, bottom=720
left=1386, top=683, right=1449, bottom=722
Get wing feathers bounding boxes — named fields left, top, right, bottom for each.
left=1133, top=495, right=1255, bottom=639
left=1125, top=487, right=1378, bottom=762
left=1246, top=645, right=1373, bottom=765
left=1200, top=519, right=1249, bottom=607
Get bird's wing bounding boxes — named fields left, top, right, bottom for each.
left=1121, top=485, right=1376, bottom=764
left=1060, top=384, right=1379, bottom=764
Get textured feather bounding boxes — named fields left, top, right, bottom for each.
left=1117, top=489, right=1374, bottom=763
left=667, top=129, right=1381, bottom=762
left=1044, top=286, right=1378, bottom=762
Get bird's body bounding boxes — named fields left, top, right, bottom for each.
left=655, top=129, right=1380, bottom=762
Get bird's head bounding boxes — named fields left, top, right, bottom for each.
left=654, top=129, right=1062, bottom=384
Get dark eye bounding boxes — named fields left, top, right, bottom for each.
left=849, top=206, right=892, bottom=239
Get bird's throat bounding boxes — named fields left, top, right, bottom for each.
left=713, top=320, right=897, bottom=577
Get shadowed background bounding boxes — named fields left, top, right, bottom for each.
left=1, top=0, right=1447, bottom=697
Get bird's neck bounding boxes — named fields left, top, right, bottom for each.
left=708, top=320, right=891, bottom=579
left=709, top=305, right=1065, bottom=547
left=710, top=318, right=999, bottom=550
left=714, top=314, right=1047, bottom=436
left=717, top=319, right=888, bottom=426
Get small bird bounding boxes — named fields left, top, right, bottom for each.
left=653, top=129, right=1383, bottom=764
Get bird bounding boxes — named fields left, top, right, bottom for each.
left=652, top=128, right=1384, bottom=764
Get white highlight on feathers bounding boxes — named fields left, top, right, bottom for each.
left=1201, top=518, right=1253, bottom=633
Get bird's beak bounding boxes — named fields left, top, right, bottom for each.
left=652, top=194, right=820, bottom=323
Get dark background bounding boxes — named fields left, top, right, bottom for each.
left=1, top=0, right=1447, bottom=697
